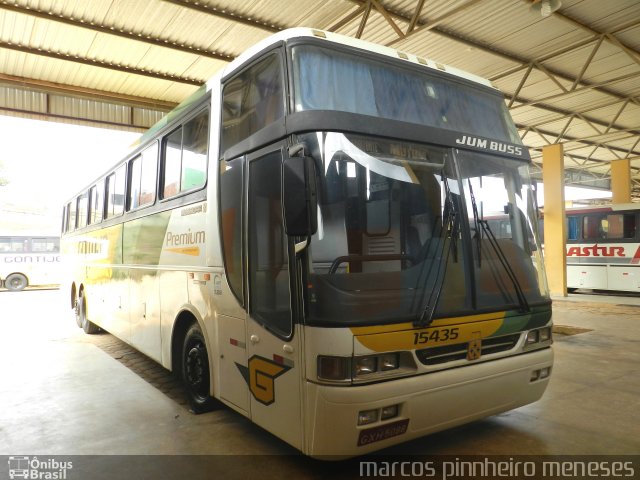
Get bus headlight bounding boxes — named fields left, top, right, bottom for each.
left=380, top=353, right=399, bottom=371
left=354, top=356, right=378, bottom=375
left=526, top=330, right=539, bottom=344
left=539, top=327, right=551, bottom=342
left=317, top=352, right=412, bottom=383
left=524, top=326, right=553, bottom=351
left=354, top=353, right=400, bottom=378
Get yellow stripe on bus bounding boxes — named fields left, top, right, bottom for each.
left=354, top=318, right=505, bottom=352
left=350, top=311, right=506, bottom=336
left=165, top=246, right=201, bottom=256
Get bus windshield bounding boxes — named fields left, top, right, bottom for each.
left=300, top=132, right=549, bottom=326
left=291, top=44, right=521, bottom=144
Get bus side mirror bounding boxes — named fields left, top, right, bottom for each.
left=282, top=153, right=318, bottom=237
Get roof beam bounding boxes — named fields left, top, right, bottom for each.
left=344, top=0, right=635, bottom=107
left=516, top=123, right=638, bottom=159
left=0, top=40, right=202, bottom=86
left=0, top=1, right=233, bottom=62
left=489, top=19, right=640, bottom=82
left=161, top=0, right=281, bottom=33
left=551, top=8, right=640, bottom=66
left=507, top=98, right=640, bottom=153
left=0, top=72, right=177, bottom=110
left=508, top=71, right=638, bottom=110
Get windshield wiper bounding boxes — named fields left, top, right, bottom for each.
left=467, top=179, right=482, bottom=268
left=415, top=173, right=460, bottom=328
left=479, top=219, right=530, bottom=313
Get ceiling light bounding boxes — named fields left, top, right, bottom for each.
left=530, top=0, right=561, bottom=17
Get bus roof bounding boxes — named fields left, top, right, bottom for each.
left=564, top=203, right=640, bottom=214
left=222, top=28, right=494, bottom=89
left=114, top=28, right=501, bottom=189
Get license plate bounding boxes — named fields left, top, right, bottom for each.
left=357, top=419, right=409, bottom=446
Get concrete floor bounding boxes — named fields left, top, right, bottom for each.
left=0, top=288, right=638, bottom=477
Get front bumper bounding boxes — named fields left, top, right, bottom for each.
left=304, top=348, right=553, bottom=458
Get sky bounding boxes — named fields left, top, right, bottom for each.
left=0, top=115, right=140, bottom=234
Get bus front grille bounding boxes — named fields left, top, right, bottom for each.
left=415, top=333, right=521, bottom=366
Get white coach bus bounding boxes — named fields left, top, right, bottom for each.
left=566, top=204, right=640, bottom=292
left=61, top=28, right=553, bottom=457
left=0, top=235, right=61, bottom=291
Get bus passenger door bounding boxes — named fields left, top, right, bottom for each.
left=245, top=147, right=304, bottom=451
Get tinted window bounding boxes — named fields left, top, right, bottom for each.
left=181, top=111, right=208, bottom=191
left=106, top=165, right=126, bottom=218
left=77, top=193, right=88, bottom=229
left=221, top=54, right=284, bottom=152
left=89, top=181, right=104, bottom=225
left=163, top=128, right=182, bottom=198
left=220, top=157, right=244, bottom=304
left=248, top=151, right=291, bottom=337
left=292, top=45, right=521, bottom=144
left=140, top=143, right=158, bottom=205
left=68, top=200, right=77, bottom=231
left=567, top=216, right=579, bottom=240
left=129, top=142, right=158, bottom=209
left=162, top=110, right=209, bottom=198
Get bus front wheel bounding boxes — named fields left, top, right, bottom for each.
left=5, top=273, right=28, bottom=291
left=182, top=323, right=217, bottom=414
left=78, top=292, right=100, bottom=334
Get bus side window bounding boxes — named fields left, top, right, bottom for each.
left=77, top=192, right=88, bottom=229
left=106, top=165, right=126, bottom=218
left=68, top=200, right=77, bottom=231
left=0, top=237, right=10, bottom=252
left=583, top=215, right=602, bottom=240
left=162, top=111, right=208, bottom=199
left=221, top=53, right=284, bottom=153
left=88, top=180, right=104, bottom=225
left=567, top=216, right=579, bottom=241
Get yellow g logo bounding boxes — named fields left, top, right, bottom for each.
left=236, top=356, right=291, bottom=406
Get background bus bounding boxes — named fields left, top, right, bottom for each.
left=61, top=28, right=553, bottom=458
left=0, top=235, right=61, bottom=291
left=485, top=203, right=640, bottom=294
left=566, top=204, right=640, bottom=293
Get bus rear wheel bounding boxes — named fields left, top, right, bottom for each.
left=78, top=291, right=100, bottom=334
left=182, top=323, right=217, bottom=413
left=5, top=273, right=28, bottom=291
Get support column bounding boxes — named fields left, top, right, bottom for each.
left=542, top=144, right=567, bottom=297
left=611, top=159, right=631, bottom=204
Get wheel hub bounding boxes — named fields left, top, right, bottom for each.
left=185, top=343, right=206, bottom=390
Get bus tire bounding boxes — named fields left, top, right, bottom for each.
left=74, top=293, right=83, bottom=328
left=182, top=323, right=216, bottom=414
left=5, top=273, right=28, bottom=291
left=78, top=291, right=100, bottom=334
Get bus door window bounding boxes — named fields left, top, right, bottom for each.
left=219, top=156, right=245, bottom=306
left=248, top=150, right=292, bottom=338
